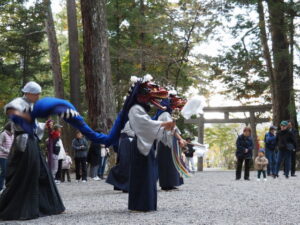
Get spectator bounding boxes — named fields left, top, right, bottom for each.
left=184, top=138, right=196, bottom=173
left=45, top=119, right=54, bottom=172
left=235, top=127, right=253, bottom=181
left=288, top=121, right=298, bottom=177
left=275, top=121, right=296, bottom=179
left=61, top=152, right=72, bottom=182
left=55, top=125, right=66, bottom=184
left=48, top=124, right=62, bottom=180
left=264, top=126, right=277, bottom=176
left=72, top=131, right=89, bottom=182
left=87, top=140, right=101, bottom=181
left=98, top=144, right=109, bottom=179
left=0, top=123, right=14, bottom=191
left=255, top=149, right=268, bottom=181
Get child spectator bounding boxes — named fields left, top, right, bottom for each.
left=255, top=149, right=269, bottom=181
left=98, top=144, right=109, bottom=179
left=62, top=152, right=72, bottom=182
left=0, top=123, right=14, bottom=192
left=47, top=124, right=62, bottom=180
left=54, top=124, right=65, bottom=184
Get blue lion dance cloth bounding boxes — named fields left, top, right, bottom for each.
left=31, top=97, right=128, bottom=146
left=31, top=79, right=151, bottom=146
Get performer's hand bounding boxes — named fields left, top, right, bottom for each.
left=179, top=139, right=187, bottom=148
left=7, top=109, right=32, bottom=122
left=161, top=121, right=175, bottom=131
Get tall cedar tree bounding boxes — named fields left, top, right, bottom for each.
left=44, top=0, right=65, bottom=98
left=67, top=0, right=81, bottom=112
left=80, top=0, right=116, bottom=131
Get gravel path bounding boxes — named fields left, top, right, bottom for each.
left=3, top=171, right=300, bottom=225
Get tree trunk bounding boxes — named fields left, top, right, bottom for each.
left=139, top=0, right=146, bottom=72
left=80, top=0, right=116, bottom=132
left=115, top=0, right=123, bottom=112
left=257, top=0, right=277, bottom=124
left=267, top=0, right=295, bottom=127
left=288, top=0, right=295, bottom=79
left=67, top=0, right=81, bottom=112
left=44, top=0, right=64, bottom=98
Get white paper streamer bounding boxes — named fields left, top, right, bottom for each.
left=181, top=95, right=204, bottom=119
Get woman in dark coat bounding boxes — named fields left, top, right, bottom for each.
left=87, top=141, right=101, bottom=180
left=235, top=127, right=253, bottom=180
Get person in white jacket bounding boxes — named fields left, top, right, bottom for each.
left=62, top=153, right=72, bottom=182
left=0, top=123, right=14, bottom=191
left=55, top=125, right=66, bottom=184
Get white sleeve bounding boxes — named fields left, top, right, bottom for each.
left=157, top=112, right=175, bottom=148
left=35, top=122, right=45, bottom=140
left=121, top=121, right=135, bottom=137
left=58, top=139, right=66, bottom=159
left=4, top=97, right=26, bottom=113
left=0, top=133, right=9, bottom=153
left=129, top=105, right=164, bottom=156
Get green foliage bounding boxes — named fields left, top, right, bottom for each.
left=211, top=40, right=270, bottom=102
left=0, top=0, right=52, bottom=122
left=106, top=0, right=221, bottom=110
left=207, top=2, right=271, bottom=104
left=204, top=124, right=240, bottom=169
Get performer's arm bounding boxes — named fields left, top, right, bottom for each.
left=6, top=109, right=32, bottom=122
left=174, top=132, right=187, bottom=148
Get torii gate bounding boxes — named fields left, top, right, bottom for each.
left=185, top=104, right=272, bottom=171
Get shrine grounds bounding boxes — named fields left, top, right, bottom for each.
left=4, top=170, right=300, bottom=225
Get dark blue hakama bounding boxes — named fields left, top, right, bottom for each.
left=106, top=133, right=133, bottom=192
left=128, top=139, right=157, bottom=211
left=157, top=142, right=183, bottom=189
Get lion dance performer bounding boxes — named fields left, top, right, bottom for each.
left=0, top=82, right=65, bottom=220
left=106, top=121, right=135, bottom=192
left=0, top=76, right=153, bottom=220
left=153, top=92, right=187, bottom=191
left=124, top=75, right=175, bottom=212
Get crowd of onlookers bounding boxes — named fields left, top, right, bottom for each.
left=0, top=120, right=110, bottom=192
left=45, top=120, right=110, bottom=184
left=236, top=120, right=298, bottom=181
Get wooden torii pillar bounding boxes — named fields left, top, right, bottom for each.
left=185, top=105, right=272, bottom=171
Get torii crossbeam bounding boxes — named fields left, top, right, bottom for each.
left=185, top=104, right=272, bottom=171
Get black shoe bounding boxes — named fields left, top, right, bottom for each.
left=236, top=178, right=241, bottom=181
left=291, top=174, right=297, bottom=177
left=285, top=175, right=289, bottom=179
left=162, top=187, right=173, bottom=191
left=244, top=178, right=250, bottom=181
left=114, top=187, right=121, bottom=191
